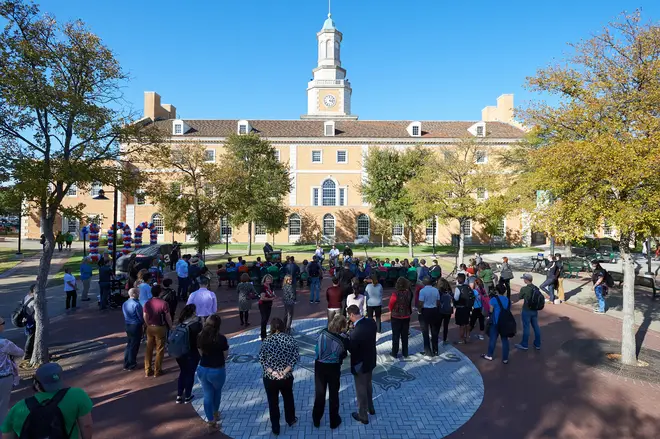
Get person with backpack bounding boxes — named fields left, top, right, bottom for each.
left=388, top=277, right=412, bottom=358
left=122, top=288, right=144, bottom=371
left=468, top=278, right=487, bottom=341
left=418, top=276, right=441, bottom=356
left=515, top=273, right=543, bottom=351
left=416, top=259, right=430, bottom=284
left=435, top=278, right=454, bottom=346
left=453, top=273, right=473, bottom=344
left=1, top=362, right=93, bottom=439
left=482, top=283, right=513, bottom=364
left=591, top=261, right=610, bottom=314
left=168, top=304, right=203, bottom=404
left=143, top=285, right=172, bottom=377
left=307, top=256, right=323, bottom=304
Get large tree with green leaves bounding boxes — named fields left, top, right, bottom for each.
left=221, top=133, right=291, bottom=255
left=361, top=146, right=425, bottom=257
left=519, top=11, right=660, bottom=366
left=0, top=1, right=156, bottom=366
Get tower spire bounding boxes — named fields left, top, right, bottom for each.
left=328, top=0, right=331, bottom=16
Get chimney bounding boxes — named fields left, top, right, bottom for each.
left=482, top=94, right=514, bottom=124
left=143, top=92, right=176, bottom=121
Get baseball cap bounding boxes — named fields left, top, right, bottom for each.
left=35, top=362, right=64, bottom=392
left=521, top=273, right=533, bottom=282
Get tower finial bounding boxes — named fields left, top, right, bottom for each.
left=328, top=0, right=331, bottom=17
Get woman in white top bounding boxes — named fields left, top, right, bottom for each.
left=365, top=275, right=384, bottom=333
left=345, top=278, right=366, bottom=316
left=0, top=317, right=24, bottom=425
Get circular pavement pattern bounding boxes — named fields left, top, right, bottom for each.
left=192, top=318, right=484, bottom=439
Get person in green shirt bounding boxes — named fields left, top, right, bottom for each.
left=477, top=263, right=495, bottom=294
left=65, top=232, right=74, bottom=250
left=2, top=362, right=93, bottom=439
left=55, top=231, right=64, bottom=252
left=515, top=273, right=542, bottom=351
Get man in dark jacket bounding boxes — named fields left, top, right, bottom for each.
left=347, top=305, right=377, bottom=424
left=283, top=256, right=301, bottom=287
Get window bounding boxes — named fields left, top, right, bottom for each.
left=174, top=123, right=183, bottom=135
left=339, top=188, right=345, bottom=206
left=476, top=126, right=484, bottom=137
left=312, top=150, right=322, bottom=163
left=325, top=123, right=335, bottom=136
left=312, top=188, right=319, bottom=206
left=323, top=214, right=335, bottom=237
left=172, top=150, right=184, bottom=164
left=239, top=124, right=247, bottom=135
left=336, top=150, right=347, bottom=163
left=477, top=187, right=486, bottom=200
left=496, top=219, right=506, bottom=237
left=461, top=219, right=472, bottom=237
left=273, top=150, right=280, bottom=161
left=151, top=213, right=164, bottom=235
left=603, top=221, right=612, bottom=237
left=392, top=223, right=404, bottom=237
left=204, top=149, right=215, bottom=162
left=91, top=182, right=102, bottom=197
left=357, top=214, right=370, bottom=237
left=255, top=223, right=266, bottom=236
left=288, top=214, right=301, bottom=236
left=412, top=125, right=420, bottom=136
left=65, top=218, right=79, bottom=234
left=204, top=183, right=214, bottom=197
left=443, top=151, right=454, bottom=162
left=322, top=179, right=336, bottom=206
left=136, top=190, right=146, bottom=205
left=475, top=150, right=487, bottom=164
left=426, top=217, right=436, bottom=238
left=67, top=185, right=77, bottom=196
left=220, top=217, right=232, bottom=236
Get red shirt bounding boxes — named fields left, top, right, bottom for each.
left=326, top=286, right=343, bottom=309
left=259, top=284, right=276, bottom=305
left=144, top=298, right=170, bottom=326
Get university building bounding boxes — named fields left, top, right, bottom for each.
left=23, top=13, right=528, bottom=247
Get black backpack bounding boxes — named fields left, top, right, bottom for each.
left=20, top=388, right=71, bottom=439
left=308, top=262, right=320, bottom=278
left=439, top=292, right=453, bottom=314
left=494, top=295, right=517, bottom=338
left=11, top=297, right=33, bottom=328
left=603, top=270, right=615, bottom=288
left=527, top=286, right=545, bottom=311
left=458, top=285, right=474, bottom=308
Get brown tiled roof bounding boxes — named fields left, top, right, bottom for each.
left=155, top=119, right=525, bottom=139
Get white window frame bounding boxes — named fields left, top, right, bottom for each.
left=357, top=214, right=370, bottom=238
left=336, top=150, right=348, bottom=164
left=151, top=213, right=165, bottom=236
left=476, top=126, right=484, bottom=137
left=204, top=183, right=214, bottom=197
left=67, top=184, right=77, bottom=197
left=91, top=182, right=102, bottom=197
left=312, top=150, right=323, bottom=164
left=461, top=219, right=472, bottom=238
left=63, top=217, right=79, bottom=235
left=322, top=179, right=337, bottom=206
left=392, top=223, right=404, bottom=237
left=255, top=223, right=267, bottom=236
left=323, top=214, right=336, bottom=237
left=311, top=187, right=320, bottom=206
left=339, top=187, right=346, bottom=206
left=475, top=150, right=488, bottom=164
left=412, top=125, right=420, bottom=136
left=426, top=217, right=437, bottom=241
left=220, top=217, right=232, bottom=239
left=204, top=149, right=216, bottom=163
left=274, top=150, right=280, bottom=161
left=477, top=187, right=487, bottom=200
left=324, top=121, right=335, bottom=137
left=496, top=218, right=506, bottom=238
left=174, top=123, right=183, bottom=135
left=288, top=214, right=301, bottom=237
left=136, top=189, right=146, bottom=205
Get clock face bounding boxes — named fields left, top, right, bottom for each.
left=323, top=95, right=337, bottom=108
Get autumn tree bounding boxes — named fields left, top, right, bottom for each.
left=0, top=1, right=157, bottom=365
left=519, top=11, right=660, bottom=366
left=221, top=133, right=291, bottom=256
left=361, top=146, right=425, bottom=257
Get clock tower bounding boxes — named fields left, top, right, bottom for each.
left=302, top=13, right=357, bottom=120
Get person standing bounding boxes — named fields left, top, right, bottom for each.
left=437, top=278, right=454, bottom=345
left=282, top=275, right=296, bottom=334
left=259, top=275, right=276, bottom=340
left=0, top=317, right=24, bottom=425
left=20, top=286, right=36, bottom=368
left=365, top=275, right=384, bottom=333
left=196, top=313, right=229, bottom=430
left=453, top=273, right=472, bottom=344
left=176, top=254, right=190, bottom=300
left=259, top=318, right=300, bottom=436
left=186, top=276, right=217, bottom=322
left=468, top=278, right=487, bottom=341
left=346, top=279, right=366, bottom=317
left=138, top=272, right=153, bottom=308
left=161, top=279, right=178, bottom=322
left=65, top=232, right=73, bottom=250
left=499, top=257, right=514, bottom=299
left=539, top=255, right=558, bottom=303
left=555, top=253, right=565, bottom=303
left=79, top=257, right=93, bottom=302
left=312, top=314, right=348, bottom=430
left=172, top=304, right=203, bottom=404
left=325, top=277, right=343, bottom=325
left=307, top=256, right=322, bottom=304
left=515, top=274, right=542, bottom=351
left=122, top=288, right=144, bottom=371
left=283, top=257, right=301, bottom=291
left=416, top=259, right=430, bottom=284
left=143, top=285, right=172, bottom=377
left=343, top=245, right=353, bottom=262
left=263, top=241, right=274, bottom=260
left=237, top=273, right=256, bottom=327
left=591, top=261, right=608, bottom=314
left=55, top=231, right=64, bottom=252
left=63, top=268, right=77, bottom=311
left=170, top=242, right=180, bottom=272
left=328, top=245, right=340, bottom=269
left=314, top=246, right=325, bottom=266
left=337, top=261, right=355, bottom=315
left=98, top=259, right=113, bottom=310
left=482, top=283, right=511, bottom=363
left=347, top=305, right=377, bottom=425
left=189, top=256, right=202, bottom=294
left=388, top=277, right=412, bottom=358
left=418, top=277, right=441, bottom=356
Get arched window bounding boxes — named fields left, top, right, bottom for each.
left=323, top=214, right=335, bottom=237
left=322, top=179, right=336, bottom=206
left=320, top=39, right=326, bottom=58
left=151, top=213, right=164, bottom=235
left=288, top=214, right=301, bottom=236
left=357, top=214, right=370, bottom=237
left=326, top=40, right=332, bottom=58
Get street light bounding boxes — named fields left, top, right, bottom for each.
left=93, top=188, right=119, bottom=276
left=223, top=216, right=230, bottom=256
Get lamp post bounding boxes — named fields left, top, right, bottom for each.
left=16, top=216, right=22, bottom=256
left=223, top=216, right=230, bottom=256
left=93, top=187, right=118, bottom=276
left=432, top=215, right=436, bottom=257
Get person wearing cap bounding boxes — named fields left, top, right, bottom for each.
left=1, top=363, right=93, bottom=439
left=79, top=257, right=93, bottom=302
left=515, top=273, right=542, bottom=351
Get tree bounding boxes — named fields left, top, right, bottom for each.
left=361, top=146, right=425, bottom=257
left=0, top=1, right=156, bottom=366
left=221, top=133, right=291, bottom=256
left=519, top=11, right=660, bottom=366
left=0, top=187, right=21, bottom=217
left=370, top=217, right=392, bottom=249
left=146, top=141, right=235, bottom=255
left=408, top=137, right=507, bottom=265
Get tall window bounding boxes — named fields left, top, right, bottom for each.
left=323, top=214, right=335, bottom=237
left=136, top=190, right=146, bottom=205
left=239, top=124, right=247, bottom=135
left=339, top=188, right=345, bottom=206
left=255, top=223, right=266, bottom=236
left=312, top=188, right=319, bottom=206
left=322, top=179, right=336, bottom=206
left=461, top=219, right=472, bottom=237
left=273, top=150, right=280, bottom=161
left=151, top=213, right=164, bottom=235
left=477, top=188, right=486, bottom=200
left=603, top=221, right=612, bottom=237
left=392, top=223, right=404, bottom=237
left=288, top=214, right=301, bottom=236
left=476, top=126, right=484, bottom=136
left=496, top=218, right=506, bottom=237
left=65, top=218, right=79, bottom=234
left=91, top=182, right=102, bottom=197
left=67, top=185, right=77, bottom=196
left=412, top=125, right=420, bottom=136
left=357, top=214, right=370, bottom=237
left=426, top=217, right=436, bottom=238
left=221, top=217, right=232, bottom=236
left=204, top=149, right=215, bottom=162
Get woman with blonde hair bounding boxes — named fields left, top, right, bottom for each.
left=259, top=274, right=276, bottom=340
left=237, top=273, right=256, bottom=326
left=282, top=274, right=296, bottom=333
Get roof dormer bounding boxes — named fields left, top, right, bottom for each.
left=468, top=121, right=487, bottom=137
left=407, top=121, right=422, bottom=137
left=237, top=120, right=252, bottom=135
left=172, top=120, right=189, bottom=136
left=324, top=121, right=336, bottom=137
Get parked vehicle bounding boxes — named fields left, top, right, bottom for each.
left=116, top=244, right=173, bottom=276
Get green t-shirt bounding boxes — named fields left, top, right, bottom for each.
left=519, top=284, right=535, bottom=310
left=2, top=387, right=93, bottom=438
left=479, top=269, right=494, bottom=284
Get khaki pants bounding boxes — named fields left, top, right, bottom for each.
left=145, top=326, right=167, bottom=375
left=82, top=278, right=91, bottom=300
left=557, top=278, right=565, bottom=302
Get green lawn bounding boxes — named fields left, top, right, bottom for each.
left=0, top=248, right=39, bottom=275
left=48, top=251, right=96, bottom=287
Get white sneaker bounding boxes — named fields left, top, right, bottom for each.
left=477, top=335, right=485, bottom=340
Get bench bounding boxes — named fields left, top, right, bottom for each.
left=607, top=272, right=657, bottom=299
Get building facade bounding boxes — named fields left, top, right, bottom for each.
left=23, top=13, right=527, bottom=247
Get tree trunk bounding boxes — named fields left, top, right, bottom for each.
left=33, top=216, right=54, bottom=366
left=458, top=219, right=465, bottom=267
left=381, top=234, right=384, bottom=249
left=619, top=231, right=636, bottom=365
left=247, top=221, right=253, bottom=256
left=407, top=225, right=414, bottom=258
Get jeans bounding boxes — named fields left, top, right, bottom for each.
left=420, top=308, right=440, bottom=355
left=284, top=304, right=294, bottom=333
left=99, top=282, right=111, bottom=310
left=353, top=371, right=374, bottom=421
left=124, top=323, right=143, bottom=369
left=312, top=361, right=341, bottom=427
left=65, top=290, right=77, bottom=309
left=81, top=278, right=91, bottom=300
left=23, top=326, right=35, bottom=360
left=327, top=309, right=341, bottom=327
left=177, top=276, right=189, bottom=299
left=520, top=309, right=541, bottom=349
left=487, top=323, right=509, bottom=361
left=259, top=302, right=273, bottom=339
left=176, top=354, right=200, bottom=398
left=439, top=313, right=451, bottom=342
left=390, top=317, right=410, bottom=357
left=540, top=278, right=555, bottom=302
left=367, top=306, right=382, bottom=333
left=309, top=277, right=321, bottom=302
left=594, top=285, right=607, bottom=312
left=263, top=376, right=296, bottom=433
left=197, top=366, right=226, bottom=422
left=145, top=325, right=167, bottom=374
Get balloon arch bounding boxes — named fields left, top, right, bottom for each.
left=134, top=221, right=158, bottom=249
left=87, top=223, right=101, bottom=262
left=107, top=222, right=133, bottom=257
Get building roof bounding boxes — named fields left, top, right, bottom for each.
left=322, top=14, right=336, bottom=30
left=158, top=119, right=525, bottom=139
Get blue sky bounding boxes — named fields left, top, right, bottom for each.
left=42, top=0, right=659, bottom=121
